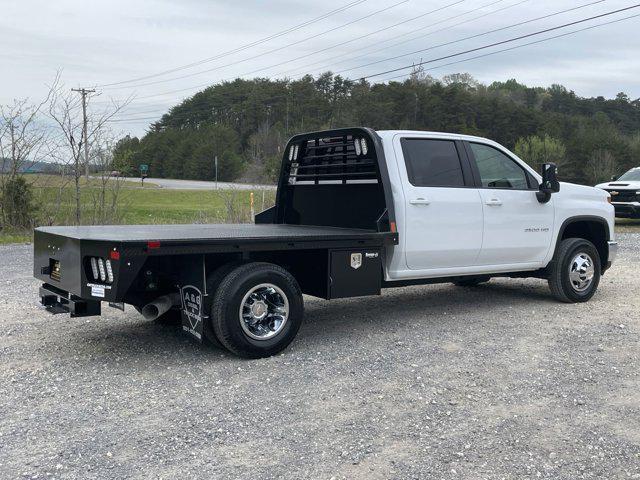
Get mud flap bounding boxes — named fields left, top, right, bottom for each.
left=178, top=255, right=208, bottom=342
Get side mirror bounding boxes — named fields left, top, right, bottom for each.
left=610, top=175, right=618, bottom=181
left=536, top=162, right=560, bottom=203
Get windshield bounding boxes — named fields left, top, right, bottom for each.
left=618, top=168, right=640, bottom=181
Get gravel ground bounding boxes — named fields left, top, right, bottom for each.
left=1, top=235, right=639, bottom=479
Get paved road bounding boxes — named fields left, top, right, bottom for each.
left=1, top=235, right=639, bottom=479
left=119, top=177, right=275, bottom=190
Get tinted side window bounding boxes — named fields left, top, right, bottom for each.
left=401, top=139, right=465, bottom=187
left=469, top=143, right=529, bottom=189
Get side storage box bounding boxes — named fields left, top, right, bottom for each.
left=329, top=248, right=382, bottom=299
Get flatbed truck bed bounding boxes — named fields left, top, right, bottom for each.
left=36, top=224, right=392, bottom=246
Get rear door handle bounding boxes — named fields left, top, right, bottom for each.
left=485, top=198, right=503, bottom=206
left=410, top=198, right=430, bottom=205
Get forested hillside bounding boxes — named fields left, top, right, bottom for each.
left=113, top=72, right=640, bottom=185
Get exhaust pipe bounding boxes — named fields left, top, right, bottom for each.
left=141, top=293, right=181, bottom=321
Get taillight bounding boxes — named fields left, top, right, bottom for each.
left=97, top=258, right=106, bottom=282
left=90, top=257, right=99, bottom=279
left=105, top=260, right=114, bottom=283
left=87, top=256, right=114, bottom=284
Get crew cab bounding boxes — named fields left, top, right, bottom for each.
left=34, top=128, right=618, bottom=358
left=596, top=167, right=640, bottom=218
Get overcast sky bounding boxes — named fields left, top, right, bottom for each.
left=2, top=0, right=639, bottom=137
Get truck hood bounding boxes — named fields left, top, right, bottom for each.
left=595, top=180, right=640, bottom=190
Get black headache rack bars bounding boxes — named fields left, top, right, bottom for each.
left=288, top=131, right=379, bottom=183
left=263, top=127, right=398, bottom=238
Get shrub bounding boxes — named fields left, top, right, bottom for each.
left=1, top=176, right=37, bottom=229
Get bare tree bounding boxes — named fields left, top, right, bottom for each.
left=88, top=129, right=125, bottom=225
left=48, top=83, right=130, bottom=224
left=0, top=89, right=54, bottom=227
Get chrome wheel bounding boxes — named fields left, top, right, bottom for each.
left=569, top=252, right=595, bottom=292
left=239, top=283, right=289, bottom=340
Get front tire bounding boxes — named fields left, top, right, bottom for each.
left=548, top=238, right=601, bottom=303
left=211, top=262, right=304, bottom=358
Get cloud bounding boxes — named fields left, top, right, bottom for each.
left=1, top=0, right=638, bottom=136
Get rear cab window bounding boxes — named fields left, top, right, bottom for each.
left=400, top=138, right=466, bottom=187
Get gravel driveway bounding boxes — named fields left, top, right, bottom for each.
left=1, top=235, right=639, bottom=479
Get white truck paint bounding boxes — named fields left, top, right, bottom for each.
left=377, top=130, right=616, bottom=281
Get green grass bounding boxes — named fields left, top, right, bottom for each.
left=116, top=188, right=274, bottom=224
left=0, top=232, right=31, bottom=245
left=615, top=218, right=640, bottom=233
left=0, top=182, right=276, bottom=244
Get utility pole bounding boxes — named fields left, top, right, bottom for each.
left=214, top=155, right=218, bottom=189
left=285, top=95, right=289, bottom=135
left=72, top=87, right=95, bottom=179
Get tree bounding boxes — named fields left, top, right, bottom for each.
left=111, top=135, right=140, bottom=175
left=115, top=73, right=640, bottom=186
left=0, top=90, right=53, bottom=228
left=586, top=150, right=617, bottom=185
left=49, top=82, right=130, bottom=224
left=0, top=176, right=36, bottom=229
left=515, top=134, right=567, bottom=170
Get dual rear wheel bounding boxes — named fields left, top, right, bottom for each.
left=204, top=262, right=304, bottom=358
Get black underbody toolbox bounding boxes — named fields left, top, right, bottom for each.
left=329, top=249, right=382, bottom=299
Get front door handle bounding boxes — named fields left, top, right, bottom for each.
left=485, top=198, right=503, bottom=206
left=410, top=198, right=430, bottom=205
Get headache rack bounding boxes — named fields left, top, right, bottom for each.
left=264, top=127, right=396, bottom=235
left=286, top=132, right=380, bottom=184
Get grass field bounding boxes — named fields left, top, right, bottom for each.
left=0, top=177, right=276, bottom=244
left=2, top=176, right=639, bottom=244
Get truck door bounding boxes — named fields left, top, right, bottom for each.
left=465, top=142, right=554, bottom=266
left=395, top=137, right=483, bottom=270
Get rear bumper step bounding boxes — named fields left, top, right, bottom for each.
left=40, top=284, right=101, bottom=318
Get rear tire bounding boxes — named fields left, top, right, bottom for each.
left=548, top=238, right=601, bottom=303
left=211, top=262, right=304, bottom=359
left=202, top=262, right=244, bottom=350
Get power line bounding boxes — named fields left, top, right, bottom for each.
left=105, top=4, right=640, bottom=125
left=102, top=0, right=409, bottom=91
left=332, top=0, right=606, bottom=76
left=107, top=90, right=306, bottom=123
left=361, top=4, right=640, bottom=80
left=237, top=0, right=472, bottom=77
left=96, top=0, right=370, bottom=87
left=277, top=0, right=517, bottom=78
left=380, top=11, right=640, bottom=82
left=101, top=0, right=474, bottom=102
left=103, top=0, right=596, bottom=107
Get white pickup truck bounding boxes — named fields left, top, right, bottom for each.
left=596, top=167, right=640, bottom=218
left=34, top=127, right=618, bottom=358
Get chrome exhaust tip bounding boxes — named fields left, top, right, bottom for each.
left=141, top=293, right=180, bottom=321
